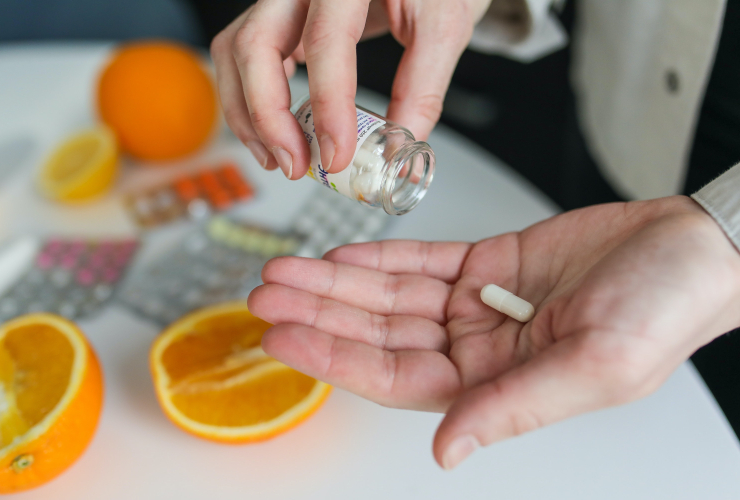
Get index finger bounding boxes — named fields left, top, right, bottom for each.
left=324, top=240, right=473, bottom=283
left=261, top=256, right=452, bottom=324
left=233, top=0, right=311, bottom=179
left=302, top=0, right=371, bottom=173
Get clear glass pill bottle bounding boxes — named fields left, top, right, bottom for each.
left=291, top=94, right=435, bottom=215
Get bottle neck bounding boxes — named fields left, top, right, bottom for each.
left=380, top=140, right=435, bottom=215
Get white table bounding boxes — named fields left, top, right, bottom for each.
left=1, top=43, right=740, bottom=499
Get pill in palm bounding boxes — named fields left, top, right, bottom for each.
left=480, top=284, right=535, bottom=322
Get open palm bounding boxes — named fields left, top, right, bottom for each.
left=248, top=196, right=740, bottom=468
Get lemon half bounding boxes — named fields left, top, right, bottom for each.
left=38, top=127, right=118, bottom=202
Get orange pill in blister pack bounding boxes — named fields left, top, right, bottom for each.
left=124, top=160, right=256, bottom=228
left=196, top=169, right=232, bottom=210
left=197, top=171, right=223, bottom=195
left=218, top=164, right=254, bottom=200
left=207, top=189, right=232, bottom=210
left=174, top=177, right=199, bottom=202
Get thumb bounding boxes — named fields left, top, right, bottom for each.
left=433, top=335, right=644, bottom=470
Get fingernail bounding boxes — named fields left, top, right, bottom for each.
left=246, top=141, right=269, bottom=169
left=442, top=434, right=479, bottom=470
left=318, top=135, right=335, bottom=172
left=271, top=147, right=293, bottom=179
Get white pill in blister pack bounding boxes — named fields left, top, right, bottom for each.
left=290, top=186, right=391, bottom=258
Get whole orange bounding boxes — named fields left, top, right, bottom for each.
left=97, top=41, right=217, bottom=162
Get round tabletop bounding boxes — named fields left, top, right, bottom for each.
left=1, top=43, right=740, bottom=499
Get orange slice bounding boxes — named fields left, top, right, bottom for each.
left=0, top=314, right=103, bottom=494
left=38, top=127, right=118, bottom=202
left=150, top=302, right=331, bottom=443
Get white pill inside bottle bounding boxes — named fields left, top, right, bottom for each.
left=291, top=94, right=435, bottom=215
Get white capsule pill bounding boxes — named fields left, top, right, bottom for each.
left=480, top=284, right=535, bottom=323
left=355, top=171, right=382, bottom=196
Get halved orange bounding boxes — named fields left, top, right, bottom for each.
left=0, top=314, right=103, bottom=494
left=150, top=302, right=332, bottom=443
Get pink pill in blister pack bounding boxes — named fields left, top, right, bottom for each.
left=45, top=240, right=64, bottom=254
left=112, top=253, right=131, bottom=267
left=0, top=236, right=140, bottom=323
left=88, top=253, right=107, bottom=269
left=60, top=254, right=78, bottom=269
left=36, top=253, right=55, bottom=269
left=102, top=268, right=120, bottom=284
left=75, top=268, right=96, bottom=286
left=67, top=242, right=86, bottom=254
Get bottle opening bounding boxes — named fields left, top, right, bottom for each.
left=381, top=141, right=435, bottom=215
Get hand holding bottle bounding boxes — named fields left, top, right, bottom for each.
left=210, top=0, right=493, bottom=179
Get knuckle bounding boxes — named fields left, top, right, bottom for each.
left=486, top=379, right=543, bottom=437
left=425, top=4, right=474, bottom=44
left=260, top=257, right=279, bottom=281
left=384, top=275, right=401, bottom=315
left=381, top=351, right=398, bottom=401
left=390, top=93, right=444, bottom=125
left=308, top=92, right=356, bottom=129
left=248, top=108, right=270, bottom=128
left=371, top=314, right=391, bottom=349
left=302, top=23, right=331, bottom=53
left=222, top=107, right=242, bottom=126
left=307, top=92, right=333, bottom=111
left=248, top=102, right=291, bottom=131
left=508, top=408, right=543, bottom=437
left=210, top=30, right=230, bottom=58
left=437, top=20, right=470, bottom=45
left=414, top=94, right=445, bottom=124
left=302, top=18, right=359, bottom=55
left=312, top=296, right=331, bottom=328
left=232, top=20, right=260, bottom=62
left=323, top=334, right=338, bottom=378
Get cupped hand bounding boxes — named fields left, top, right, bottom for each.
left=247, top=196, right=740, bottom=469
left=210, top=0, right=492, bottom=179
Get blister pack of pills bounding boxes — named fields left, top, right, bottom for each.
left=291, top=186, right=392, bottom=258
left=118, top=217, right=304, bottom=325
left=0, top=236, right=139, bottom=323
left=125, top=162, right=255, bottom=228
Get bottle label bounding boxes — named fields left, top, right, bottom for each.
left=294, top=100, right=385, bottom=198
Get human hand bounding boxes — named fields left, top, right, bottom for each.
left=210, top=0, right=492, bottom=179
left=248, top=196, right=740, bottom=469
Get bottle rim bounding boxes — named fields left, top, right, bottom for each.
left=380, top=141, right=435, bottom=215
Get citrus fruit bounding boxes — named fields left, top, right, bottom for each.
left=150, top=302, right=331, bottom=443
left=97, top=41, right=217, bottom=161
left=0, top=314, right=104, bottom=494
left=38, top=127, right=118, bottom=202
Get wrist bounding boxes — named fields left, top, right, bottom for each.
left=674, top=197, right=740, bottom=334
left=632, top=196, right=740, bottom=340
